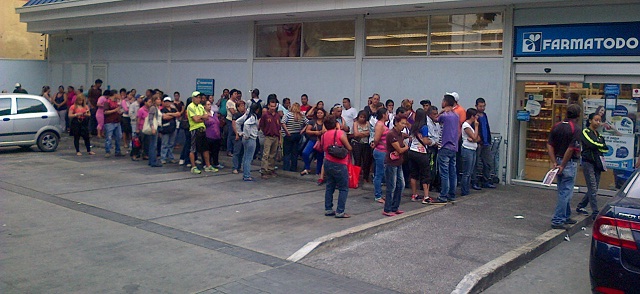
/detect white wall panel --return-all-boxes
[169,61,249,98]
[362,58,505,129]
[106,62,168,92]
[48,34,90,62]
[252,60,356,108]
[514,3,640,26]
[171,23,250,61]
[0,60,48,94]
[93,30,169,61]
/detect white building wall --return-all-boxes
[362,58,505,129]
[0,60,48,95]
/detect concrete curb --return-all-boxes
[451,215,593,294]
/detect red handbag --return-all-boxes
[347,157,361,189]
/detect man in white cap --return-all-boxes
[13,83,27,94]
[446,91,465,131]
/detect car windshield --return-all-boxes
[623,170,640,199]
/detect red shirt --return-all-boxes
[259,110,281,137]
[322,129,348,165]
[300,104,311,115]
[103,99,121,124]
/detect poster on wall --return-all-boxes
[584,98,637,171]
[602,135,635,171]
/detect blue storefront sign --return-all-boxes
[514,22,640,57]
[196,78,215,96]
[516,110,530,122]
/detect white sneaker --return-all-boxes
[196,160,202,165]
[161,160,167,164]
[179,159,185,165]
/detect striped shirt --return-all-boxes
[281,112,308,136]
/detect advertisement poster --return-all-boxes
[584,98,637,171]
[602,135,635,171]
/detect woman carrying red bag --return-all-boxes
[322,115,353,218]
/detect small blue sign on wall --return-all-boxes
[517,110,530,122]
[514,22,640,57]
[196,78,215,96]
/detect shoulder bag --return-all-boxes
[327,130,348,159]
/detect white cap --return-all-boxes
[163,97,173,102]
[15,83,21,88]
[446,92,460,102]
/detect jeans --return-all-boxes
[148,133,160,166]
[180,129,192,161]
[161,130,177,161]
[373,149,386,199]
[324,160,349,214]
[475,144,494,186]
[282,133,301,172]
[384,165,405,213]
[551,159,578,225]
[232,136,244,170]
[226,119,234,153]
[461,147,477,196]
[302,139,324,174]
[261,135,279,174]
[438,148,457,201]
[242,138,257,179]
[104,123,122,154]
[578,161,601,215]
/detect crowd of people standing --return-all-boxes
[36,79,499,218]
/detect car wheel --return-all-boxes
[37,131,59,152]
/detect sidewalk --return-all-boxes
[4,136,607,293]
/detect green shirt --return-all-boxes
[187,103,205,131]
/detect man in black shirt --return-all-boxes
[547,104,582,229]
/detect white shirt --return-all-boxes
[461,121,478,150]
[342,107,358,125]
[426,116,440,148]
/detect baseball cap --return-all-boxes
[420,99,431,106]
[15,83,21,88]
[163,97,172,102]
[445,92,460,102]
[191,91,201,97]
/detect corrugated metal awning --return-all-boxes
[23,0,68,7]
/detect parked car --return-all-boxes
[0,94,62,152]
[590,168,640,294]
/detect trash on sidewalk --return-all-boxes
[581,227,586,230]
[564,234,570,242]
[514,215,524,219]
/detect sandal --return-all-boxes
[335,213,351,218]
[243,177,254,181]
[76,152,82,156]
[300,170,309,176]
[88,151,96,155]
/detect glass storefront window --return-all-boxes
[303,20,355,57]
[256,23,303,57]
[255,21,355,58]
[365,16,429,56]
[430,13,503,56]
[516,81,640,191]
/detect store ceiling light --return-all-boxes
[431,29,503,36]
[367,44,402,48]
[399,42,428,46]
[387,33,428,38]
[430,48,502,53]
[430,40,503,45]
[320,37,355,42]
[366,35,392,40]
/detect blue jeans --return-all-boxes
[242,138,256,179]
[283,133,301,172]
[578,161,601,214]
[180,129,191,161]
[373,149,386,199]
[324,160,349,214]
[552,159,578,225]
[161,130,177,161]
[148,133,160,166]
[226,119,234,152]
[438,148,457,201]
[302,139,323,174]
[232,136,244,170]
[384,165,404,213]
[104,122,122,154]
[460,147,477,195]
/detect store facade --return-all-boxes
[508,2,640,192]
[15,0,640,190]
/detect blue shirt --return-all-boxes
[437,111,459,152]
[478,113,491,146]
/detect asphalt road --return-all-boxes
[483,225,592,293]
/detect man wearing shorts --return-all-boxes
[187,91,214,174]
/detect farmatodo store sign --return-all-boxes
[514,22,640,57]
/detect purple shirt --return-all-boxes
[437,111,459,152]
[204,113,221,140]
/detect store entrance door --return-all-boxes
[513,81,639,192]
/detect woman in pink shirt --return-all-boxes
[321,115,352,218]
[136,97,151,160]
[96,90,109,138]
[370,108,389,203]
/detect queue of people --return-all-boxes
[36,79,501,219]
